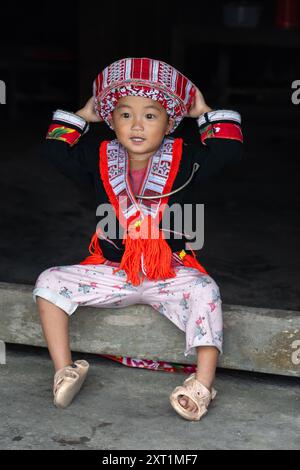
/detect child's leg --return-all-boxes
[32,263,142,373]
[178,345,219,412]
[142,267,223,413]
[196,345,219,389]
[36,297,73,372]
[32,263,147,408]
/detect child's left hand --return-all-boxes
[187,87,212,118]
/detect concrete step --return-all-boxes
[0,281,299,377]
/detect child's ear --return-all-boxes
[165,117,174,135]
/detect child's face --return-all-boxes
[110,95,174,159]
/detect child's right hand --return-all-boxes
[75,96,103,123]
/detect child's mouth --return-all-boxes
[130,137,146,145]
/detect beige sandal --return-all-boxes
[53,359,89,409]
[169,373,217,421]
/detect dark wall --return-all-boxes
[0,0,300,309]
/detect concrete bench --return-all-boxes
[0,281,299,377]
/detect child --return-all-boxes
[33,57,243,421]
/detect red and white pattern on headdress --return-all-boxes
[93,57,197,132]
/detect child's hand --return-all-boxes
[187,87,212,118]
[75,97,103,123]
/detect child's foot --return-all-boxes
[169,374,217,421]
[178,377,211,412]
[178,395,198,412]
[53,359,89,408]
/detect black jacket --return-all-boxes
[41,110,244,262]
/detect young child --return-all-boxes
[33,57,243,421]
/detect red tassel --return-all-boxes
[113,236,144,286]
[113,215,176,286]
[182,254,208,275]
[79,230,106,265]
[142,217,176,281]
[112,211,143,285]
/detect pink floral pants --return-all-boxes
[32,263,223,357]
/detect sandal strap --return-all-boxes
[184,373,217,399]
[170,374,217,420]
[53,366,79,395]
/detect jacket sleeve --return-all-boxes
[40,109,96,187]
[190,109,244,182]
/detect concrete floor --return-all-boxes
[0,343,299,450]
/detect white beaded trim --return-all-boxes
[197,109,241,128]
[52,109,90,134]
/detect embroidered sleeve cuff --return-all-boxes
[197,109,241,127]
[45,109,89,146]
[197,109,243,145]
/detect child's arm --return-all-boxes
[186,88,244,181]
[41,98,101,187]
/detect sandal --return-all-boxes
[53,359,89,409]
[169,372,217,421]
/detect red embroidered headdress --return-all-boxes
[93,57,197,132]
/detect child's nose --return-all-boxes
[131,118,144,130]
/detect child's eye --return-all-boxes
[120,112,156,119]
